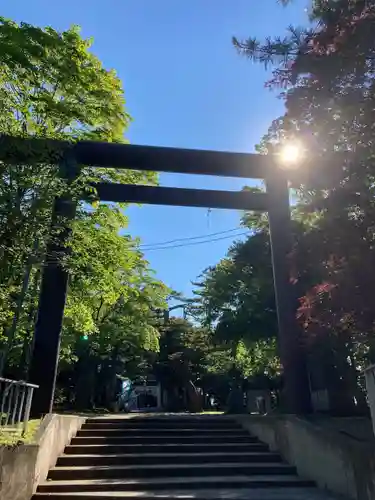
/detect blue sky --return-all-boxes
[3,0,309,303]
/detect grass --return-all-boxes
[0,419,41,446]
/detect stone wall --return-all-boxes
[236,414,375,500]
[0,443,39,500]
[0,414,86,500]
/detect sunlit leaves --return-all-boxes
[193,230,279,381]
[0,17,164,382]
[63,204,169,361]
[234,0,375,380]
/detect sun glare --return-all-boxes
[279,142,304,168]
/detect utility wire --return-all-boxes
[139,231,250,252]
[139,227,245,249]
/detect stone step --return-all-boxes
[77,428,249,436]
[86,416,232,424]
[33,486,334,499]
[34,416,334,500]
[48,463,296,481]
[83,422,241,430]
[70,435,258,445]
[37,475,316,494]
[57,451,282,466]
[84,418,240,429]
[65,442,269,455]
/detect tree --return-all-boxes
[0,17,168,411]
[193,227,281,388]
[232,0,375,413]
[153,317,212,412]
[58,205,169,409]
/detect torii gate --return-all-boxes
[1,135,339,416]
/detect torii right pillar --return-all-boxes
[266,171,312,414]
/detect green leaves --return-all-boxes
[0,16,166,395]
[193,229,280,383]
[63,203,169,363]
[231,0,375,410]
[0,18,130,141]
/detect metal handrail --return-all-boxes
[0,377,39,435]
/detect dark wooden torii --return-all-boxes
[1,135,339,416]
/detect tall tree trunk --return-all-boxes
[0,239,39,376]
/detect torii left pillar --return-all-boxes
[29,155,78,416]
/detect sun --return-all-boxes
[279,142,304,168]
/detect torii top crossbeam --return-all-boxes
[0,134,343,185]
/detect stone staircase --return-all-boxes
[33,415,334,499]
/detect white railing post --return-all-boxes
[23,386,35,435]
[17,385,26,429]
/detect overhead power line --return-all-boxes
[139,231,250,252]
[139,227,245,249]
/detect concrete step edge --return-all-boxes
[39,475,315,487]
[50,463,294,472]
[86,417,232,422]
[78,430,249,433]
[73,438,252,442]
[33,487,325,499]
[59,452,278,458]
[66,445,264,448]
[64,444,269,454]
